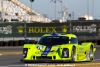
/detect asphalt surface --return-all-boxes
[0,46,100,67]
[0,47,22,52]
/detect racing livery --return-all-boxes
[20,33,96,62]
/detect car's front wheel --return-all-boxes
[89,46,94,61]
[71,47,76,62]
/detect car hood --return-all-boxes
[36,44,72,52]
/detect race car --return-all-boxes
[20,33,96,62]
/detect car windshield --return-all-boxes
[37,36,69,45]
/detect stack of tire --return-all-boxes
[0,40,37,46]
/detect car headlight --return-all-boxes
[62,48,69,58]
[24,51,26,53]
[23,48,28,58]
[23,54,25,57]
[37,46,43,50]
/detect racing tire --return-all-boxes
[89,46,94,61]
[71,47,76,62]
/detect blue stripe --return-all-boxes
[41,46,52,56]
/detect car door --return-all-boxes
[70,37,87,60]
[76,45,87,60]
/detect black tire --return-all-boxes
[89,46,94,61]
[71,47,76,62]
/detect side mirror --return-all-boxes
[93,48,96,52]
[69,39,73,42]
[69,39,73,44]
[69,41,71,44]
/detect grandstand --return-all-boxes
[0,0,51,22]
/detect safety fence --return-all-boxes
[0,22,100,46]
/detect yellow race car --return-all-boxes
[20,33,96,62]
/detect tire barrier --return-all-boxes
[0,41,3,46]
[8,41,13,46]
[0,40,37,46]
[97,40,100,45]
[29,40,37,44]
[18,40,25,46]
[0,40,100,46]
[3,41,9,46]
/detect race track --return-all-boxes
[0,46,100,67]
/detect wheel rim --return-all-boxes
[89,48,93,60]
[72,50,76,61]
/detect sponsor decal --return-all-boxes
[17,25,68,34]
[0,25,12,34]
[73,24,97,33]
[17,26,24,34]
[41,46,52,56]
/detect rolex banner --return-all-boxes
[26,23,69,37]
[0,23,24,37]
[0,22,99,37]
